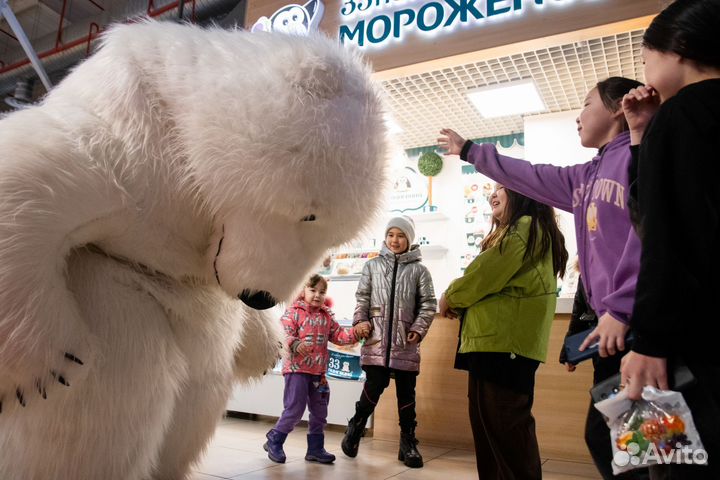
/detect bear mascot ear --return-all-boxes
[304,0,325,31]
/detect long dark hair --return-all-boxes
[481,187,568,278]
[643,0,720,69]
[596,77,643,130]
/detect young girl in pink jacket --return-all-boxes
[263,274,368,464]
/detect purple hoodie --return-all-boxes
[461,131,639,323]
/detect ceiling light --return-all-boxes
[466,79,546,118]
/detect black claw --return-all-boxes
[0,400,2,414]
[64,353,84,365]
[16,389,25,407]
[51,371,70,387]
[35,379,47,399]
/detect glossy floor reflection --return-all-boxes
[191,417,602,479]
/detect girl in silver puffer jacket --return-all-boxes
[341,215,436,468]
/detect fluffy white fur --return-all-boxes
[0,20,387,479]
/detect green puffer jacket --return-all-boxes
[444,216,557,362]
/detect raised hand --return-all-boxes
[621,86,661,144]
[437,128,467,156]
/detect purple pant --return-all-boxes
[274,373,330,435]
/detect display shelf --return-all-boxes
[327,274,362,282]
[408,211,448,222]
[419,245,448,257]
[330,248,379,255]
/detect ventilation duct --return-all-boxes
[0,0,244,100]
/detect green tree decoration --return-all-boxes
[418,151,443,210]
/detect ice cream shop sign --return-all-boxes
[339,0,597,48]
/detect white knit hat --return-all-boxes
[385,215,415,245]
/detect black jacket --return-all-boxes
[628,79,720,361]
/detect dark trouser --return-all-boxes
[468,373,541,480]
[356,365,418,432]
[646,361,720,480]
[274,373,329,435]
[587,353,649,480]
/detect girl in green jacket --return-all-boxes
[439,183,567,480]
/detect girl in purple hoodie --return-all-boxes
[439,77,646,480]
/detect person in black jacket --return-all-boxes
[621,1,720,478]
[561,276,649,480]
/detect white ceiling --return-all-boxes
[383,29,646,149]
[2,1,647,140]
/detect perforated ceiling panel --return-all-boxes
[383,29,646,149]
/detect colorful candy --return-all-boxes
[616,411,689,459]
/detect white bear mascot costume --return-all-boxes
[0,20,387,479]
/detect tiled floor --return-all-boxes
[191,417,602,479]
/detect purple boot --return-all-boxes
[305,433,335,464]
[263,429,287,463]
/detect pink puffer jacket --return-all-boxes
[281,299,357,375]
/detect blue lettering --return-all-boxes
[488,0,511,16]
[417,2,444,32]
[444,0,484,26]
[358,0,373,12]
[339,0,569,48]
[341,0,357,16]
[367,15,392,44]
[394,9,416,39]
[339,21,365,46]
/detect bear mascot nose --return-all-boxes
[238,290,277,310]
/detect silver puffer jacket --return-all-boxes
[353,244,437,372]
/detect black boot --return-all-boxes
[341,412,368,458]
[399,430,423,468]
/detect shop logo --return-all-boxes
[613,442,708,468]
[389,166,428,213]
[252,0,325,35]
[339,0,594,49]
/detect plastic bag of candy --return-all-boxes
[594,386,707,475]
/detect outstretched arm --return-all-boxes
[439,128,587,212]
